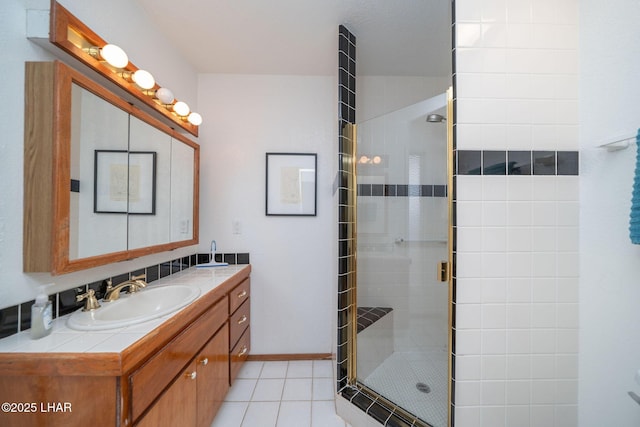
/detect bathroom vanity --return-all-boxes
[0,265,250,427]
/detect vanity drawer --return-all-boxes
[230,328,250,383]
[130,296,228,422]
[229,278,250,315]
[229,298,250,349]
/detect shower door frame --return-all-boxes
[337,87,454,427]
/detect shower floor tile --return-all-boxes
[361,350,448,427]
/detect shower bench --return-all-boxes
[356,306,394,379]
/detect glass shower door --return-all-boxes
[355,92,450,426]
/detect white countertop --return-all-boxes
[0,264,250,354]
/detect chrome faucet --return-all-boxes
[103,274,148,302]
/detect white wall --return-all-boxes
[197,74,337,355]
[0,0,198,309]
[454,1,580,426]
[579,1,640,425]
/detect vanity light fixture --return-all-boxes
[173,101,190,117]
[155,87,174,105]
[188,112,203,126]
[131,69,155,90]
[86,43,129,69]
[47,1,200,136]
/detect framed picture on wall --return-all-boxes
[94,150,157,215]
[266,152,317,216]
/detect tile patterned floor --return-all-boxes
[211,360,350,427]
[362,350,448,427]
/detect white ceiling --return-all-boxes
[135,0,451,77]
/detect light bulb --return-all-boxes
[173,101,190,116]
[100,44,128,68]
[188,112,203,126]
[359,155,369,164]
[373,156,382,164]
[132,70,155,90]
[155,87,174,104]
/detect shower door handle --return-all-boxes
[437,261,451,282]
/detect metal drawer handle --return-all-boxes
[237,315,247,325]
[185,371,197,380]
[200,357,209,366]
[237,290,247,298]
[237,346,248,357]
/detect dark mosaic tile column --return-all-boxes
[337,24,357,392]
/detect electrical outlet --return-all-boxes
[232,220,241,235]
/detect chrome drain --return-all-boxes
[416,382,431,394]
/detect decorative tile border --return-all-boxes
[0,252,250,339]
[456,150,579,176]
[358,184,447,197]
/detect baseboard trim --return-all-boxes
[247,353,333,361]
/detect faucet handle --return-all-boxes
[77,289,101,311]
[130,274,147,293]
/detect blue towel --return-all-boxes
[630,129,640,243]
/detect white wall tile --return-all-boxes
[506,354,531,379]
[457,23,484,47]
[507,253,532,277]
[482,330,507,354]
[456,380,482,406]
[530,329,556,353]
[482,278,507,303]
[556,278,578,303]
[531,354,555,379]
[506,278,532,303]
[506,406,531,427]
[530,405,554,426]
[480,406,506,427]
[506,380,531,405]
[454,406,481,427]
[457,303,483,329]
[457,329,483,354]
[507,330,531,354]
[482,355,507,379]
[457,278,483,304]
[481,381,506,405]
[506,303,530,329]
[483,202,508,226]
[506,0,532,23]
[482,304,506,328]
[483,227,508,252]
[456,355,482,380]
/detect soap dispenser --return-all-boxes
[30,285,53,339]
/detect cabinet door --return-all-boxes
[136,361,197,427]
[197,323,230,427]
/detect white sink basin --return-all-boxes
[67,285,201,331]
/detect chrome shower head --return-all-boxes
[426,113,446,123]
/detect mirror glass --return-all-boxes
[128,115,172,250]
[69,83,128,260]
[67,82,196,260]
[170,138,195,242]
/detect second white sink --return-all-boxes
[67,285,201,331]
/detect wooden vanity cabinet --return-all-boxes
[131,297,229,426]
[229,279,251,384]
[135,324,229,427]
[0,267,251,427]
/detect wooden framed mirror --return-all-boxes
[24,60,199,275]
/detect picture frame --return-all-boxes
[266,152,317,216]
[94,150,157,215]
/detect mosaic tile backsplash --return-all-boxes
[0,252,250,339]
